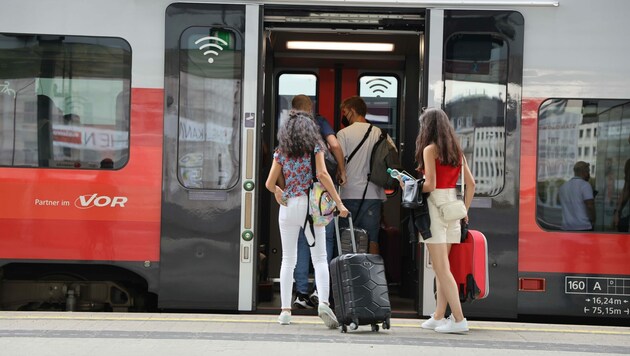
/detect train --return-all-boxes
[0,0,628,321]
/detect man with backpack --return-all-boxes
[337,96,400,254]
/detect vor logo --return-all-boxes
[194,36,228,64]
[75,194,128,209]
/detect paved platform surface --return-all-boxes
[0,312,628,355]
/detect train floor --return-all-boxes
[257,284,418,318]
[0,311,628,356]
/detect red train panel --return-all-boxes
[0,88,164,262]
[519,98,630,275]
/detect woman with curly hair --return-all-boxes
[415,108,475,333]
[265,110,349,327]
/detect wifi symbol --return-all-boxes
[194,36,229,64]
[366,78,392,96]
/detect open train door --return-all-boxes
[420,8,523,319]
[161,3,262,311]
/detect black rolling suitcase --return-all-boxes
[330,215,391,333]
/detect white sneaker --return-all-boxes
[278,311,291,325]
[434,316,469,333]
[317,303,339,329]
[421,314,448,330]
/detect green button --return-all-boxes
[242,230,254,241]
[243,181,255,191]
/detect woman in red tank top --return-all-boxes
[415,108,476,333]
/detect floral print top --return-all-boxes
[273,145,322,201]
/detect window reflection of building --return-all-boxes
[0,34,131,170]
[443,32,508,197]
[474,127,504,196]
[536,99,630,232]
[447,95,505,196]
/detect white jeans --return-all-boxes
[278,195,330,309]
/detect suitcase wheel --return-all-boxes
[350,322,358,331]
[382,318,390,330]
[371,324,379,332]
[341,324,348,333]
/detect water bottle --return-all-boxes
[387,168,412,182]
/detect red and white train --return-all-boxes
[0,0,628,321]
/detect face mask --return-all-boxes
[341,116,350,127]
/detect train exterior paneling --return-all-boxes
[420,9,524,319]
[515,0,630,319]
[0,0,628,321]
[518,272,630,318]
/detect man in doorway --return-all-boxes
[336,96,386,254]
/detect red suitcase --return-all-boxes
[449,229,489,302]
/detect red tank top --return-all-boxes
[435,158,461,189]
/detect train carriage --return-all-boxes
[0,0,628,321]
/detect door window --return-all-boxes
[277,73,317,129]
[177,27,242,189]
[443,33,509,196]
[359,74,399,142]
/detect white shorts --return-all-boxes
[420,188,462,244]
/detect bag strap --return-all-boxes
[460,156,465,199]
[346,124,373,164]
[352,126,379,222]
[310,150,318,182]
[302,150,318,248]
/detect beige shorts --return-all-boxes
[420,188,462,244]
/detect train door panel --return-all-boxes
[421,9,524,318]
[161,3,260,310]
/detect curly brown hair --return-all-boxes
[277,111,323,158]
[414,108,463,171]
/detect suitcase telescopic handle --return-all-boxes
[334,212,357,255]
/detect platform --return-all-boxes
[0,312,628,355]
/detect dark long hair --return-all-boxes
[277,110,323,158]
[414,108,463,171]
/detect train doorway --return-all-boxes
[256,7,426,316]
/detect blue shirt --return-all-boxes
[315,114,335,139]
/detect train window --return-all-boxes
[536,99,630,233]
[277,73,317,128]
[177,27,241,189]
[359,75,399,142]
[443,33,508,197]
[0,34,131,169]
